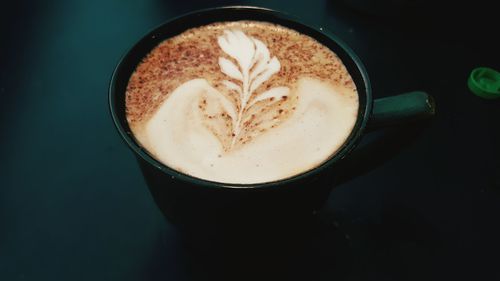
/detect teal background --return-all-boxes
[1,1,499,280]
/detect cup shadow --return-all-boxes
[180,212,354,281]
[336,120,433,185]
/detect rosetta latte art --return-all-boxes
[216,30,290,149]
[126,21,359,184]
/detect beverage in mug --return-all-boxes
[125,21,359,184]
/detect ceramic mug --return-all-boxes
[109,6,435,236]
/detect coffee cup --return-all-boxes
[109,6,435,237]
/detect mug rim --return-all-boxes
[109,6,372,190]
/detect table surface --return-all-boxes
[1,1,499,280]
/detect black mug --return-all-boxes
[109,6,435,240]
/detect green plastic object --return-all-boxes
[468,67,500,99]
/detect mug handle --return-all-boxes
[368,91,435,130]
[336,91,435,185]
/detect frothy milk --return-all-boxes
[126,21,359,184]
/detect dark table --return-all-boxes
[1,1,499,280]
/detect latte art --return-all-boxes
[216,29,289,149]
[126,21,359,184]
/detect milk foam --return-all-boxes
[126,22,359,184]
[137,77,358,184]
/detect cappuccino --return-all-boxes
[126,21,359,184]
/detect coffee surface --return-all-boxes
[126,21,359,184]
